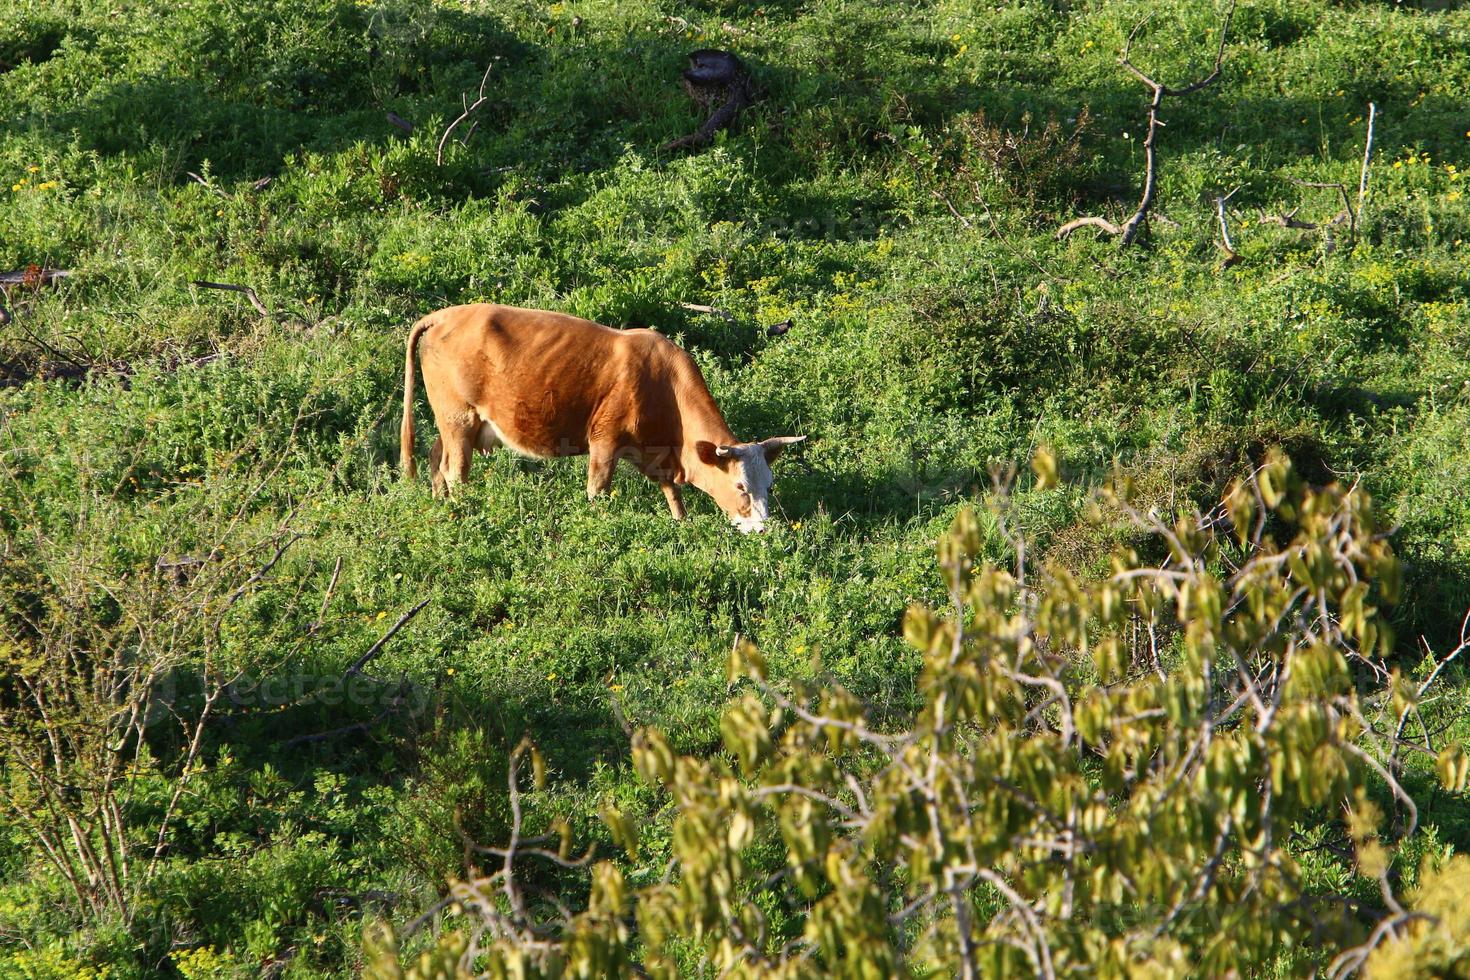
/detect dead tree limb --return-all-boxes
[1257,208,1319,231]
[662,50,756,153]
[309,556,344,635]
[1058,0,1236,246]
[1358,102,1377,215]
[344,598,430,679]
[192,280,272,319]
[0,267,72,327]
[386,111,414,135]
[437,63,494,166]
[1358,103,1377,203]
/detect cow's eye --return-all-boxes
[736,482,747,493]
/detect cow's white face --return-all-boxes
[695,437,805,532]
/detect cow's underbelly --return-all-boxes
[477,409,588,459]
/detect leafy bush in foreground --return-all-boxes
[368,453,1469,978]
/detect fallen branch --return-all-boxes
[185,171,228,199]
[192,280,272,319]
[1056,216,1122,238]
[1259,179,1356,254]
[681,302,794,338]
[679,302,737,323]
[437,63,493,166]
[879,131,972,228]
[344,598,430,679]
[1259,106,1373,248]
[1059,0,1236,246]
[1257,208,1321,231]
[224,533,304,608]
[282,679,412,748]
[386,111,414,135]
[0,267,72,287]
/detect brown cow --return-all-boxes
[400,304,804,532]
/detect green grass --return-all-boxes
[3,0,1470,975]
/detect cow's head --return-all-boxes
[694,436,806,533]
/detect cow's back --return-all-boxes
[418,304,678,458]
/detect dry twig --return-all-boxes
[344,598,431,678]
[192,280,273,319]
[1259,107,1375,250]
[1215,186,1242,265]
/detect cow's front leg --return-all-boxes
[586,446,616,500]
[661,482,686,520]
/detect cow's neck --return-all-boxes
[674,377,739,485]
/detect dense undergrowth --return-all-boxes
[2,0,1469,976]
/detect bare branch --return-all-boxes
[437,62,494,166]
[1215,186,1242,265]
[1358,102,1377,206]
[185,171,229,199]
[1057,215,1122,238]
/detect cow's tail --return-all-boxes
[401,316,434,480]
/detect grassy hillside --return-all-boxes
[2,0,1469,975]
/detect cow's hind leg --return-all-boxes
[436,419,477,497]
[429,436,447,497]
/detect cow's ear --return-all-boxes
[760,435,806,463]
[696,441,723,466]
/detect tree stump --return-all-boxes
[662,49,756,153]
